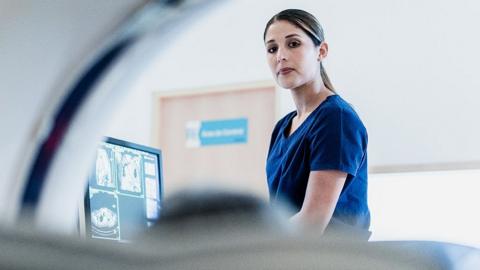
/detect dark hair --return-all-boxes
[264,9,335,92]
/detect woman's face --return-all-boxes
[265,20,325,90]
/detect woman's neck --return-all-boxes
[290,80,333,118]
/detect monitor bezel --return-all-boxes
[82,136,163,242]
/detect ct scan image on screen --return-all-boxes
[84,138,162,242]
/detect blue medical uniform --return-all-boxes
[266,95,370,230]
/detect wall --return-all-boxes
[369,169,480,248]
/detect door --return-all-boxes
[154,83,276,199]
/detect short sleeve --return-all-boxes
[309,107,367,176]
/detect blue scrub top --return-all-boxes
[266,95,370,230]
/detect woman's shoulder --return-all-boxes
[317,95,366,129]
[321,95,353,112]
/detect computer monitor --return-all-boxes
[83,137,163,242]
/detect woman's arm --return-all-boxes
[290,170,347,234]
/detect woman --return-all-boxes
[264,9,370,234]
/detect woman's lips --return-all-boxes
[278,68,294,75]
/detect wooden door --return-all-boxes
[154,84,276,199]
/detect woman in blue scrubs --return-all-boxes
[264,9,370,234]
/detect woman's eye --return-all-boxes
[267,46,278,53]
[288,41,300,48]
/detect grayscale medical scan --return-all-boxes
[1,0,480,269]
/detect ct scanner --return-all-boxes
[1,0,222,232]
[1,0,479,269]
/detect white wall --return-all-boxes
[369,170,480,248]
[106,0,480,170]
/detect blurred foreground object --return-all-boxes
[1,189,479,269]
[0,0,222,234]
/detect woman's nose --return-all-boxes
[276,47,287,63]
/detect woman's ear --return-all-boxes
[318,42,329,61]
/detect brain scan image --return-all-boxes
[118,154,142,193]
[91,207,117,228]
[95,148,114,188]
[89,190,119,240]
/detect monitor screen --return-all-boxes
[84,137,163,242]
